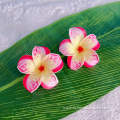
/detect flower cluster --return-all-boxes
[17,27,100,93]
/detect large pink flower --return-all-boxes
[17,46,63,93]
[59,27,100,70]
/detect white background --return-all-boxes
[0,0,120,120]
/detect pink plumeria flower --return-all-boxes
[17,46,63,93]
[59,27,100,70]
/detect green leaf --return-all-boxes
[0,1,120,120]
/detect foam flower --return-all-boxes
[17,46,63,93]
[59,27,100,70]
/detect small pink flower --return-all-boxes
[17,46,63,93]
[59,27,100,70]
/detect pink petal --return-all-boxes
[59,39,77,56]
[23,73,42,93]
[67,53,84,70]
[17,55,38,74]
[42,53,63,73]
[69,27,87,48]
[80,34,100,51]
[32,46,50,67]
[41,69,58,89]
[83,48,99,67]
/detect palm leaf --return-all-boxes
[0,2,120,120]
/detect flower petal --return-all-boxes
[83,48,99,67]
[42,53,63,73]
[59,39,77,56]
[41,69,58,89]
[69,27,87,48]
[17,55,37,74]
[67,53,84,70]
[32,46,50,67]
[80,34,100,51]
[23,73,42,93]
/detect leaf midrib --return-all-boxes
[97,26,120,39]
